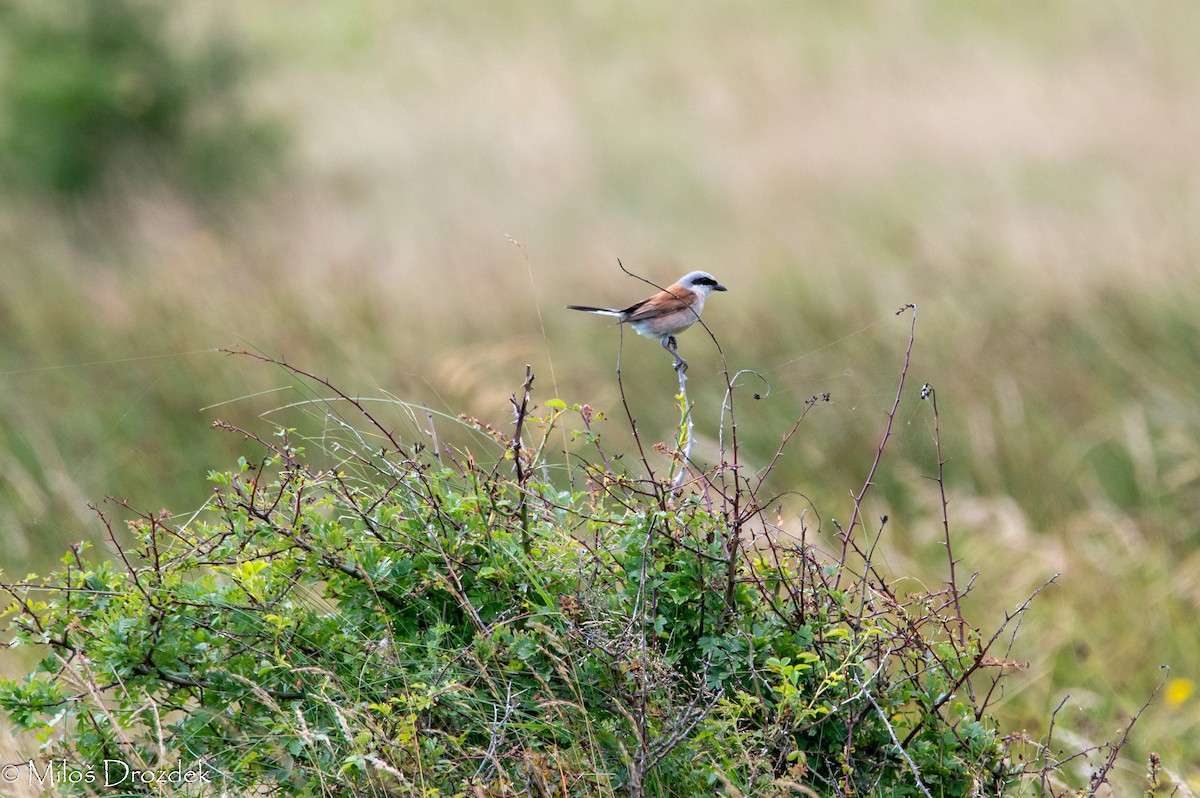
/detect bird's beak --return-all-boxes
[714,283,727,292]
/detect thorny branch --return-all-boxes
[836,304,917,585]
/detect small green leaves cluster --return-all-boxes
[0,398,1024,796]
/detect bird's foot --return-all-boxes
[661,335,688,372]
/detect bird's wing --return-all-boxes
[620,288,693,323]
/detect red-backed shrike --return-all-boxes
[567,270,727,372]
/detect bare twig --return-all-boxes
[645,687,726,770]
[858,676,935,798]
[836,304,917,585]
[753,391,830,493]
[510,364,535,553]
[612,302,662,505]
[1040,694,1070,794]
[222,348,404,453]
[901,573,1059,748]
[425,409,443,467]
[921,383,967,646]
[1088,669,1168,795]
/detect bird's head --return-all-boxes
[677,271,727,297]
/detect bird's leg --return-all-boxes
[661,335,687,373]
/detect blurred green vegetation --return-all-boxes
[0,0,1198,791]
[0,0,282,195]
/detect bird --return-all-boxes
[567,270,727,372]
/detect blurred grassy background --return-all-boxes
[2,0,1199,789]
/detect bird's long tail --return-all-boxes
[565,305,623,317]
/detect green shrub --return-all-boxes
[0,354,1143,795]
[0,0,281,196]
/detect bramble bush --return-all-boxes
[0,337,1155,796]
